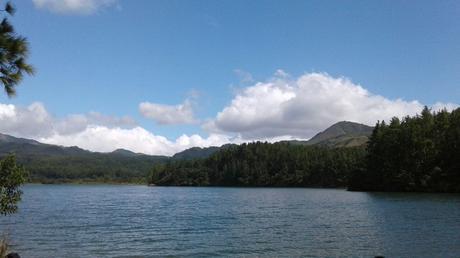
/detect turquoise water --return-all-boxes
[1,184,460,257]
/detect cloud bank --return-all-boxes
[0,102,229,156]
[205,72,458,139]
[41,126,232,156]
[139,99,197,125]
[32,0,118,15]
[1,71,457,155]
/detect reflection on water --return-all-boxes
[1,184,460,257]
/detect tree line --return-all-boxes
[350,107,460,192]
[150,142,366,187]
[21,154,166,184]
[149,107,460,192]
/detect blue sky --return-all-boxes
[0,0,458,155]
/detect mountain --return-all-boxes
[0,133,41,145]
[173,122,374,160]
[111,148,144,157]
[173,146,221,160]
[0,121,373,182]
[172,144,236,160]
[306,121,374,147]
[282,121,374,147]
[0,133,168,183]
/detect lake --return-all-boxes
[1,184,460,257]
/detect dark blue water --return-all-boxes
[1,185,460,257]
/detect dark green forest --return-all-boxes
[149,107,460,192]
[0,134,169,183]
[2,107,458,191]
[150,143,366,187]
[22,154,166,184]
[349,107,460,192]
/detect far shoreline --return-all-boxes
[22,183,460,194]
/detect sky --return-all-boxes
[0,0,459,156]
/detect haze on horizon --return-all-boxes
[0,0,458,156]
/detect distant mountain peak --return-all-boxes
[0,133,42,145]
[172,144,236,160]
[307,121,374,146]
[111,148,140,156]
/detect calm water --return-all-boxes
[1,185,460,257]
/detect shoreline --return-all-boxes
[22,183,460,194]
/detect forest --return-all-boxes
[149,107,460,192]
[150,143,366,187]
[349,107,460,192]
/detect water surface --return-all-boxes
[1,184,460,257]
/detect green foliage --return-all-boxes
[149,107,460,193]
[0,134,168,183]
[14,153,167,184]
[349,107,460,192]
[0,154,26,215]
[0,1,34,97]
[306,121,373,146]
[149,142,366,187]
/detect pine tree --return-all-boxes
[0,2,33,216]
[0,1,34,97]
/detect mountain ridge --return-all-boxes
[0,121,373,159]
[0,121,374,182]
[0,133,168,183]
[172,121,374,159]
[306,121,374,146]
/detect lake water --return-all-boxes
[1,185,460,257]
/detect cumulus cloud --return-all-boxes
[32,0,118,15]
[0,102,135,138]
[40,126,232,156]
[2,72,457,155]
[205,72,458,140]
[139,99,197,125]
[0,102,55,138]
[0,102,230,156]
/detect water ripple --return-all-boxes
[1,185,460,257]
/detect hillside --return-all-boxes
[307,121,373,146]
[173,121,374,160]
[172,144,236,160]
[150,141,367,187]
[0,121,374,182]
[285,121,373,147]
[0,133,168,183]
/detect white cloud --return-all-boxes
[40,126,232,156]
[431,102,459,112]
[206,72,458,140]
[0,102,231,156]
[139,99,197,125]
[0,102,135,138]
[0,102,54,138]
[32,0,118,15]
[1,72,457,156]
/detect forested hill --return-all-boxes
[306,121,373,147]
[172,144,236,160]
[286,121,374,147]
[150,107,460,192]
[0,120,374,183]
[172,121,373,160]
[0,133,168,183]
[349,107,460,192]
[172,146,222,160]
[150,142,367,187]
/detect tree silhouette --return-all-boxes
[0,2,32,215]
[0,1,34,97]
